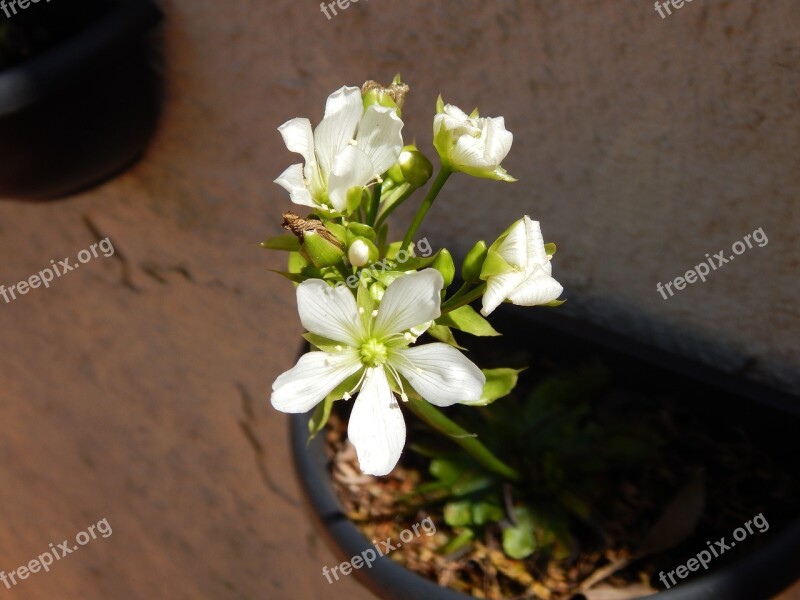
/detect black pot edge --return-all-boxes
[288,304,800,599]
[0,0,164,115]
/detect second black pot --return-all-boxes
[0,0,163,200]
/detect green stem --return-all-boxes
[374,184,414,231]
[405,398,521,482]
[400,168,452,252]
[365,183,381,227]
[441,283,486,314]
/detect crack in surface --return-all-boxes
[81,213,139,292]
[236,382,299,507]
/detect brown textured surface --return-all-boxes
[0,1,797,599]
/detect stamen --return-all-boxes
[371,309,379,317]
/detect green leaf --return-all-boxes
[472,501,505,525]
[261,235,300,251]
[438,305,500,337]
[475,368,523,406]
[427,325,465,349]
[441,528,475,555]
[502,506,537,559]
[444,501,473,527]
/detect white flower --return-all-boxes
[480,216,563,316]
[275,86,404,215]
[271,269,485,476]
[433,101,515,182]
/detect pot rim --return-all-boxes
[0,0,163,116]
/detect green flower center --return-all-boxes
[360,338,388,366]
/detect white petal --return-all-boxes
[327,145,374,212]
[495,218,528,268]
[373,269,443,338]
[450,133,491,169]
[274,163,317,208]
[297,279,362,345]
[506,268,563,306]
[348,367,405,476]
[313,86,363,178]
[271,350,361,413]
[277,118,315,166]
[481,271,525,316]
[355,105,404,176]
[483,117,513,165]
[522,216,549,266]
[391,344,485,407]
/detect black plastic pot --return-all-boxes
[289,307,800,600]
[0,0,163,200]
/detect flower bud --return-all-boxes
[433,96,515,182]
[361,76,409,116]
[462,240,488,282]
[348,237,379,267]
[396,145,433,188]
[432,249,455,287]
[282,212,345,268]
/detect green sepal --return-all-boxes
[346,222,377,243]
[345,187,365,215]
[356,282,376,331]
[544,242,557,256]
[438,305,500,337]
[260,235,300,251]
[462,240,488,282]
[543,299,566,307]
[479,249,515,279]
[303,333,347,353]
[427,325,465,349]
[288,251,310,274]
[308,395,334,442]
[475,368,524,406]
[269,270,308,284]
[435,94,445,114]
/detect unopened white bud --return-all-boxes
[348,239,371,267]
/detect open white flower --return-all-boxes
[480,216,563,316]
[271,269,485,476]
[275,86,404,215]
[433,101,515,182]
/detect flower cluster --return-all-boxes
[265,77,563,476]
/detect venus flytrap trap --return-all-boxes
[264,77,565,557]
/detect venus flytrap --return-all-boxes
[266,77,564,491]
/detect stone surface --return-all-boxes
[0,0,797,599]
